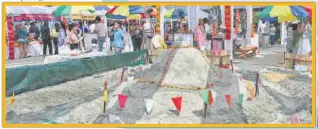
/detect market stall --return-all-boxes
[6,14,61,60]
[258,6,311,71]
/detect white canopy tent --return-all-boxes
[6,6,56,15]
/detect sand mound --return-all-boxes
[140,47,210,89]
[162,48,210,89]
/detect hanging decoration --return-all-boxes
[224,6,231,40]
[235,9,240,35]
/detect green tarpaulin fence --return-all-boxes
[6,50,147,96]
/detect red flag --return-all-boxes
[118,94,128,109]
[62,17,68,30]
[171,96,182,112]
[208,90,213,105]
[290,114,301,124]
[225,94,231,109]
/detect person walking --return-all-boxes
[195,24,204,50]
[130,22,138,51]
[270,23,276,46]
[29,22,40,40]
[41,21,52,57]
[134,26,143,51]
[16,24,29,58]
[58,22,66,47]
[258,21,266,47]
[142,19,154,50]
[112,22,125,55]
[286,23,294,53]
[94,16,106,52]
[51,23,59,54]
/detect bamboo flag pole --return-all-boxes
[204,103,207,118]
[255,73,259,96]
[120,67,124,84]
[103,81,108,113]
[230,60,234,73]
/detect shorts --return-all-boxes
[17,39,28,44]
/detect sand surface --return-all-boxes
[6,48,312,124]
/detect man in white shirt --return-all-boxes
[258,20,266,47]
[89,21,96,33]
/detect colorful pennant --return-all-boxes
[8,91,15,105]
[200,89,209,104]
[171,96,182,112]
[144,99,155,114]
[225,94,231,109]
[249,87,256,101]
[208,90,213,105]
[118,94,128,109]
[103,90,108,102]
[238,94,244,105]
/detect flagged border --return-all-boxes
[6,50,147,96]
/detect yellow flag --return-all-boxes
[247,81,252,90]
[249,87,256,101]
[8,92,15,105]
[103,90,108,102]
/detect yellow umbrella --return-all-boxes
[164,9,174,18]
[269,6,297,22]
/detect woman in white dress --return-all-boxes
[297,21,311,55]
[203,18,212,50]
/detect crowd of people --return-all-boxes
[285,20,312,56]
[14,16,169,59]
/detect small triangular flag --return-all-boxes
[211,90,217,101]
[238,94,244,105]
[144,99,155,114]
[249,87,256,101]
[208,90,213,105]
[200,89,209,104]
[225,94,231,109]
[118,94,128,109]
[103,90,108,102]
[108,114,123,124]
[247,81,252,90]
[171,96,182,112]
[8,92,15,105]
[290,114,301,124]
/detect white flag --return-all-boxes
[144,99,155,114]
[211,89,217,105]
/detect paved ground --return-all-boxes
[234,45,285,68]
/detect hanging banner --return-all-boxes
[235,9,240,35]
[72,14,96,20]
[224,6,231,40]
[14,14,60,21]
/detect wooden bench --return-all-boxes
[237,45,258,60]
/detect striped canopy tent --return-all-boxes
[106,6,147,19]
